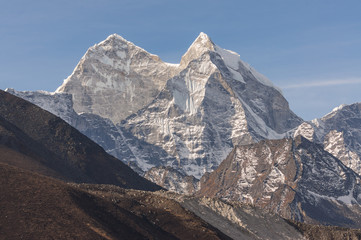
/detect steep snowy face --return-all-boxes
[5,88,77,126]
[123,53,232,178]
[293,102,361,175]
[182,33,301,135]
[5,89,122,157]
[198,136,361,228]
[56,34,179,124]
[293,122,315,141]
[122,33,302,178]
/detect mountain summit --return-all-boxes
[13,33,297,178]
[180,32,215,68]
[56,33,179,123]
[9,33,303,178]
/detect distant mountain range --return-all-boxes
[3,32,361,235]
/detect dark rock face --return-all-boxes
[0,90,161,191]
[198,136,361,228]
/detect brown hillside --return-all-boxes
[0,163,229,240]
[0,90,160,191]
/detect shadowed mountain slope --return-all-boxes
[0,90,160,191]
[0,163,230,240]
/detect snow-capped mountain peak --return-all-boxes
[99,33,130,46]
[180,32,215,68]
[323,103,348,120]
[180,32,282,93]
[119,33,302,177]
[55,33,179,124]
[10,33,303,180]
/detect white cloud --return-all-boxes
[281,78,361,89]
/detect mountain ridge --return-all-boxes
[7,32,303,179]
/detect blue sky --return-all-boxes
[1,0,360,120]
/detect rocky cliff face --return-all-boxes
[293,103,361,176]
[7,32,302,180]
[198,136,361,228]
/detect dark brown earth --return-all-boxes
[73,184,231,240]
[0,90,160,191]
[0,163,230,240]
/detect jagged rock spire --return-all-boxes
[180,32,215,68]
